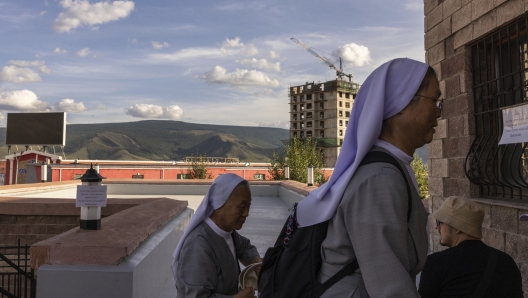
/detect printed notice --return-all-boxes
[499,105,528,145]
[76,185,107,207]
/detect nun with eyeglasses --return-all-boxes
[172,174,261,298]
[296,58,442,297]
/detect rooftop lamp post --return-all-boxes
[284,165,290,180]
[307,164,314,187]
[79,164,104,230]
[40,162,47,183]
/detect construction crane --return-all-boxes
[290,37,353,82]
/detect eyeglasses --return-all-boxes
[415,95,443,111]
[435,219,443,227]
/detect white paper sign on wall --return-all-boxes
[499,104,528,145]
[76,185,107,207]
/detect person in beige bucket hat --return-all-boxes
[419,196,523,298]
[432,195,484,244]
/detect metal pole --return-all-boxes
[307,164,314,186]
[284,165,290,180]
[41,163,47,183]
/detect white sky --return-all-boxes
[0,0,425,128]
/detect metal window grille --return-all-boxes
[465,15,528,201]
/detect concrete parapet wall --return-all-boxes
[0,197,148,246]
[35,208,193,298]
[30,198,188,270]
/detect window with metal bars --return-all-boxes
[465,15,528,201]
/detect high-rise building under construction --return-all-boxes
[289,79,360,167]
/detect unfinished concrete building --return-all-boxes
[289,79,360,167]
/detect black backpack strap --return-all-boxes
[322,151,414,291]
[359,151,413,222]
[471,248,498,298]
[322,259,359,290]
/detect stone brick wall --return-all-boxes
[0,215,79,246]
[425,0,528,296]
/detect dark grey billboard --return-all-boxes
[6,112,66,146]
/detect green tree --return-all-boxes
[186,153,212,179]
[269,137,325,184]
[411,153,428,200]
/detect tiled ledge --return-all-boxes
[278,179,317,196]
[30,198,187,270]
[0,197,155,216]
[0,180,80,195]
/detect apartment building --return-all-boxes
[289,79,360,167]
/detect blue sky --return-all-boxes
[0,0,425,128]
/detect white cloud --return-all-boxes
[220,37,258,56]
[128,38,138,44]
[8,60,45,68]
[269,50,280,59]
[125,104,183,120]
[239,43,259,56]
[147,47,223,62]
[146,37,260,64]
[0,60,52,83]
[0,66,42,83]
[54,98,86,113]
[258,120,289,129]
[252,88,274,97]
[53,47,67,54]
[40,10,47,16]
[53,0,135,33]
[94,104,107,110]
[221,37,244,53]
[203,66,280,88]
[331,43,372,67]
[163,105,184,119]
[38,65,52,74]
[151,41,169,50]
[239,58,280,72]
[76,47,90,57]
[0,90,49,111]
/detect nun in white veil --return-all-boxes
[300,58,441,297]
[172,173,261,298]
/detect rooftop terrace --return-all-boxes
[0,179,312,298]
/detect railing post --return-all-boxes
[307,164,314,186]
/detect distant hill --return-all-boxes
[0,120,429,164]
[0,120,289,162]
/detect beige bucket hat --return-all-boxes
[432,196,484,238]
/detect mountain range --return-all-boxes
[0,120,288,162]
[0,120,428,163]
